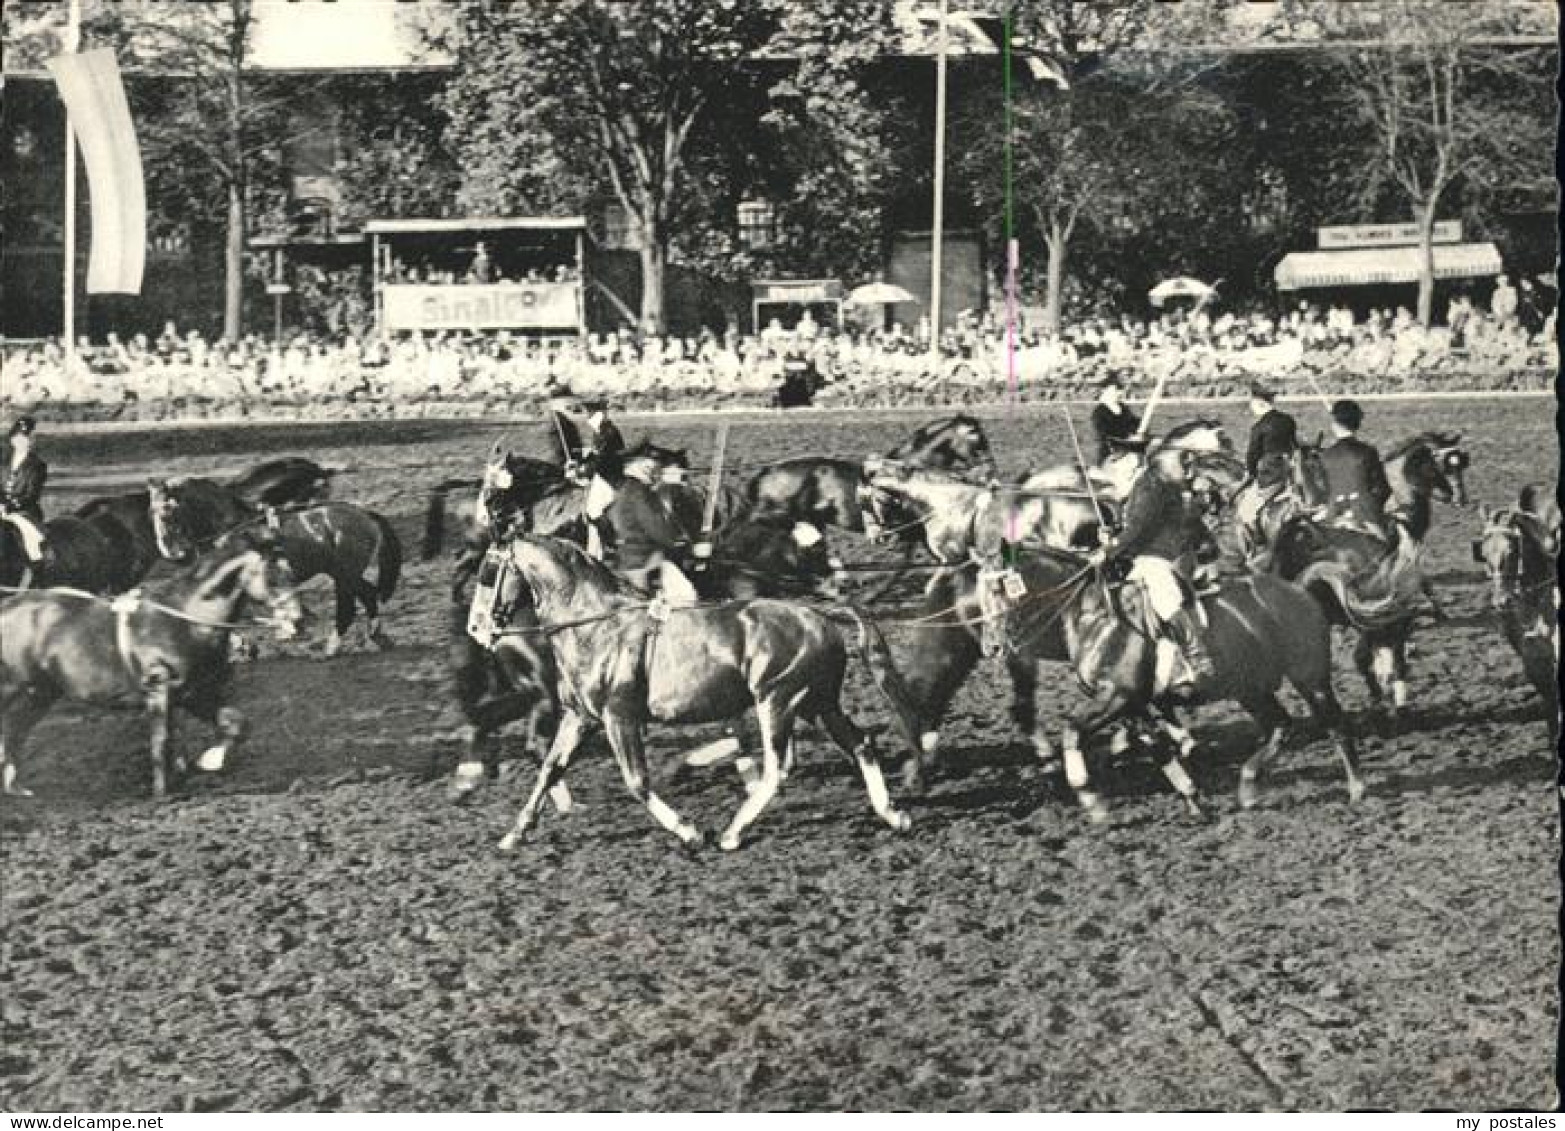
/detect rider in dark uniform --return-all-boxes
[1234,382,1300,559]
[2,416,47,523]
[1320,399,1392,538]
[579,400,626,486]
[1244,383,1299,481]
[775,349,817,408]
[1090,374,1142,464]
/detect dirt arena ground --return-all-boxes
[1,396,1558,1111]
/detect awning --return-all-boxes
[1275,242,1503,291]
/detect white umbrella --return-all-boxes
[846,281,917,306]
[1148,276,1217,307]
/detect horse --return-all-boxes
[1386,431,1470,514]
[0,478,244,595]
[1269,436,1458,722]
[225,456,337,509]
[0,530,303,798]
[1473,499,1559,747]
[896,554,1204,809]
[444,546,567,807]
[421,443,565,563]
[882,413,997,477]
[744,414,998,534]
[1054,562,1365,820]
[492,535,925,852]
[154,482,402,657]
[859,463,1003,567]
[1005,419,1238,553]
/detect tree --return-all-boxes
[1299,0,1554,325]
[5,0,311,341]
[436,1,781,336]
[951,1,1230,333]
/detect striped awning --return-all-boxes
[1275,242,1503,291]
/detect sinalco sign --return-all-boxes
[382,282,580,330]
[1317,221,1463,250]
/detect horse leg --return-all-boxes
[1237,693,1290,811]
[325,579,355,658]
[601,710,704,849]
[1388,632,1411,717]
[817,705,913,833]
[1352,632,1385,713]
[1060,688,1136,824]
[1298,684,1366,805]
[180,695,247,777]
[1147,702,1204,820]
[357,579,390,650]
[498,709,585,850]
[1007,655,1054,764]
[1,690,57,798]
[717,698,795,850]
[144,673,175,799]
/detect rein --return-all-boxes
[0,582,298,633]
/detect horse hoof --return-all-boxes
[1237,783,1259,811]
[899,762,927,797]
[1078,793,1109,825]
[497,830,523,852]
[1348,780,1368,805]
[683,829,712,855]
[889,809,913,833]
[1184,797,1209,823]
[718,831,743,852]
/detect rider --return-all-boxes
[2,415,48,580]
[577,399,626,557]
[1090,374,1142,465]
[1320,399,1392,540]
[1232,382,1299,560]
[1088,440,1218,692]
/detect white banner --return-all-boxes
[381,283,580,331]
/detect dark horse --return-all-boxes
[1270,433,1461,722]
[0,530,302,798]
[226,456,337,509]
[1474,494,1559,748]
[745,414,997,535]
[493,535,924,851]
[0,478,247,595]
[154,481,402,656]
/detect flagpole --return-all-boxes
[63,0,81,367]
[927,0,948,370]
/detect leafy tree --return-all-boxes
[1291,0,1555,325]
[951,0,1231,332]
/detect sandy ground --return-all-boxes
[1,397,1558,1111]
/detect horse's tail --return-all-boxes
[370,511,403,601]
[423,477,480,560]
[1297,544,1423,632]
[830,604,925,759]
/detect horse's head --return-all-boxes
[1401,442,1457,506]
[476,445,525,534]
[787,521,841,598]
[1149,422,1243,495]
[859,462,928,544]
[624,439,690,486]
[885,414,996,475]
[1473,505,1524,610]
[193,530,303,641]
[148,478,198,563]
[1430,434,1471,507]
[1292,436,1330,509]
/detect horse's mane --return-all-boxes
[625,438,689,467]
[522,535,643,598]
[1149,419,1224,454]
[889,413,987,453]
[876,464,988,490]
[1385,431,1461,461]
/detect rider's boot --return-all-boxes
[1164,604,1216,691]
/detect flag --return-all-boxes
[46,47,146,295]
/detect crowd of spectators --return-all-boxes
[2,288,1555,422]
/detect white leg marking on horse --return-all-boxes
[647,794,701,844]
[2,762,32,797]
[547,781,574,814]
[1162,759,1196,797]
[1063,744,1090,790]
[195,744,228,772]
[683,735,743,769]
[1391,679,1409,710]
[857,750,911,832]
[920,730,940,756]
[325,629,343,658]
[1108,727,1131,755]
